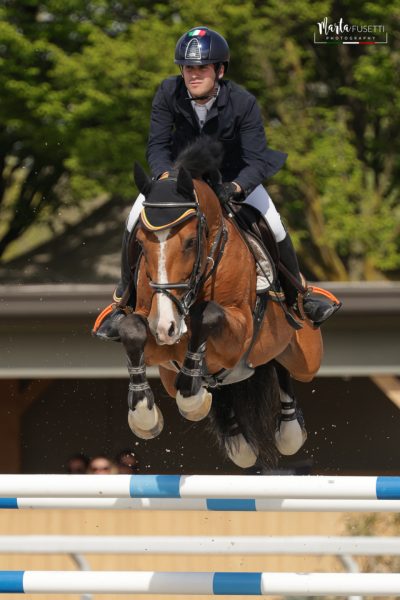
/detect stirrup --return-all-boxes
[297,286,342,328]
[92,303,127,341]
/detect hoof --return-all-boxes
[275,418,307,455]
[176,387,212,422]
[225,434,258,468]
[128,404,164,440]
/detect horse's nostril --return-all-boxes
[168,322,175,337]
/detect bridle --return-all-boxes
[141,188,227,318]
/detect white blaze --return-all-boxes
[154,230,187,344]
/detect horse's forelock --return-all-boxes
[173,138,223,180]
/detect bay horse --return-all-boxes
[118,140,323,469]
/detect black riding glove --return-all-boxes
[216,182,245,204]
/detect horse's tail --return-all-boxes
[209,362,280,470]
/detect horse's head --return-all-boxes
[134,163,209,345]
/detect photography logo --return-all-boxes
[314,17,388,45]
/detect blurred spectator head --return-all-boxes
[66,453,90,474]
[115,449,139,474]
[88,455,114,474]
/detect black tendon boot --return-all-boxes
[92,228,135,341]
[277,235,341,327]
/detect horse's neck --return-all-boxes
[194,180,223,236]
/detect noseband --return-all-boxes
[142,191,227,318]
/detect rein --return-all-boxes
[142,187,227,318]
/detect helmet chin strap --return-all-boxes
[181,65,220,102]
[188,83,219,102]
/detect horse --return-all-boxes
[118,140,323,469]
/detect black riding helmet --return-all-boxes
[174,27,230,73]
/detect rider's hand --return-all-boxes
[216,181,245,204]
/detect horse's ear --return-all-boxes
[176,167,194,197]
[133,162,152,196]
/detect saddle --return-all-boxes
[223,200,341,332]
[225,201,279,287]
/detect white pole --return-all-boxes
[180,475,379,499]
[260,573,400,596]
[0,475,131,498]
[0,536,399,556]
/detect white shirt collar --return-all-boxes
[188,85,219,129]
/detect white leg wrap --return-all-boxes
[225,434,258,468]
[275,390,307,455]
[128,399,164,440]
[176,388,212,422]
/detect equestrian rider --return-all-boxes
[94,26,340,340]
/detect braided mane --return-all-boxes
[173,138,223,180]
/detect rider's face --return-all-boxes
[182,64,223,102]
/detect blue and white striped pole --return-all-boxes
[1,497,400,511]
[0,571,400,595]
[0,475,399,499]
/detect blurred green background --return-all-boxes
[1,0,399,281]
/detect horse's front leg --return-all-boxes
[175,301,225,421]
[119,313,163,439]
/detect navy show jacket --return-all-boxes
[146,76,287,197]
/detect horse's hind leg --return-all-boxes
[210,362,280,469]
[175,301,224,421]
[119,314,163,439]
[273,361,307,455]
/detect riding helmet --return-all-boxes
[174,27,230,72]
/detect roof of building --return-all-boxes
[1,281,399,317]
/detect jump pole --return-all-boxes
[2,497,400,511]
[0,475,399,499]
[1,571,400,595]
[0,535,399,556]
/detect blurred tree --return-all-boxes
[1,0,399,280]
[0,0,178,260]
[232,0,400,280]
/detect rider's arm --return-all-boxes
[146,81,174,179]
[234,96,287,197]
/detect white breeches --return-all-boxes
[244,185,286,242]
[126,184,286,242]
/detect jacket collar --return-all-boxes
[206,81,228,122]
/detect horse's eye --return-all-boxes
[184,238,196,251]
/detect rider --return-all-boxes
[94,26,340,340]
